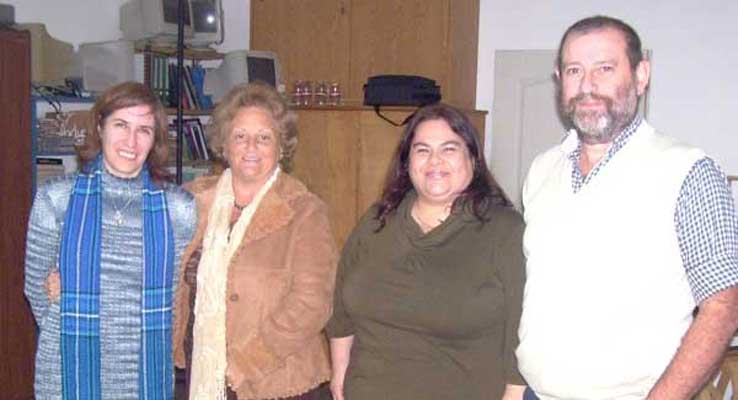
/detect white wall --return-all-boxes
[7,0,127,46]
[5,0,250,52]
[477,0,738,175]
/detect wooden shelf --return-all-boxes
[165,108,214,116]
[136,45,223,61]
[290,100,488,114]
[167,159,218,167]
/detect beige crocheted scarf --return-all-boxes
[189,167,280,400]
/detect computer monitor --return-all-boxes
[120,0,193,46]
[203,50,282,103]
[78,40,136,93]
[16,23,75,84]
[187,0,223,48]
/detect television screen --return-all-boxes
[191,0,217,32]
[247,55,276,87]
[120,0,192,45]
[187,0,223,48]
[163,0,190,25]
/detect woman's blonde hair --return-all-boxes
[208,82,298,171]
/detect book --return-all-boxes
[188,118,209,160]
[183,65,200,109]
[190,65,213,109]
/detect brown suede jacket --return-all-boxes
[173,172,338,400]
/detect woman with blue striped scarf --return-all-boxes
[24,82,197,399]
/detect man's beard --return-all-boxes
[560,80,639,144]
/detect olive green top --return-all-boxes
[327,192,526,400]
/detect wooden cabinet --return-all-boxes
[250,0,479,108]
[290,105,485,247]
[0,28,36,399]
[251,0,484,247]
[250,0,351,99]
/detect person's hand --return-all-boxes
[501,384,526,400]
[329,375,345,400]
[45,268,61,303]
[226,363,250,397]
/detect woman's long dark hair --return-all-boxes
[374,103,511,230]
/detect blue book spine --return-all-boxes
[190,65,214,109]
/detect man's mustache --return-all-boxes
[568,93,613,110]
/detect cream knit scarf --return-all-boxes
[189,167,280,400]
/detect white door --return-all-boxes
[490,49,649,209]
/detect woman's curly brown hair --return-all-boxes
[207,82,298,171]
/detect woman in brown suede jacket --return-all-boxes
[172,82,338,400]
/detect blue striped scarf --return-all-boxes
[59,155,175,399]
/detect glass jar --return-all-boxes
[301,80,313,107]
[314,81,328,106]
[328,82,341,106]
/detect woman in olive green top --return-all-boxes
[327,103,527,400]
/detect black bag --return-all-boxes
[363,75,441,106]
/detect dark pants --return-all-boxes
[524,386,540,400]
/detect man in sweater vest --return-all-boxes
[516,15,738,400]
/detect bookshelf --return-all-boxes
[142,46,219,112]
[134,42,220,181]
[141,45,223,60]
[165,113,219,182]
[140,43,223,184]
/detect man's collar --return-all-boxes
[561,115,643,156]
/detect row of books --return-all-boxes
[169,118,211,161]
[169,64,214,110]
[149,55,213,110]
[149,55,170,104]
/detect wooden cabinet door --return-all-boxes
[0,29,36,399]
[348,0,479,108]
[356,110,409,214]
[250,0,351,95]
[291,109,360,248]
[348,0,450,102]
[251,0,478,107]
[445,0,480,109]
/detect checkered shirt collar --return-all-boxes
[565,115,643,192]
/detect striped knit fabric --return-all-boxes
[59,155,175,400]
